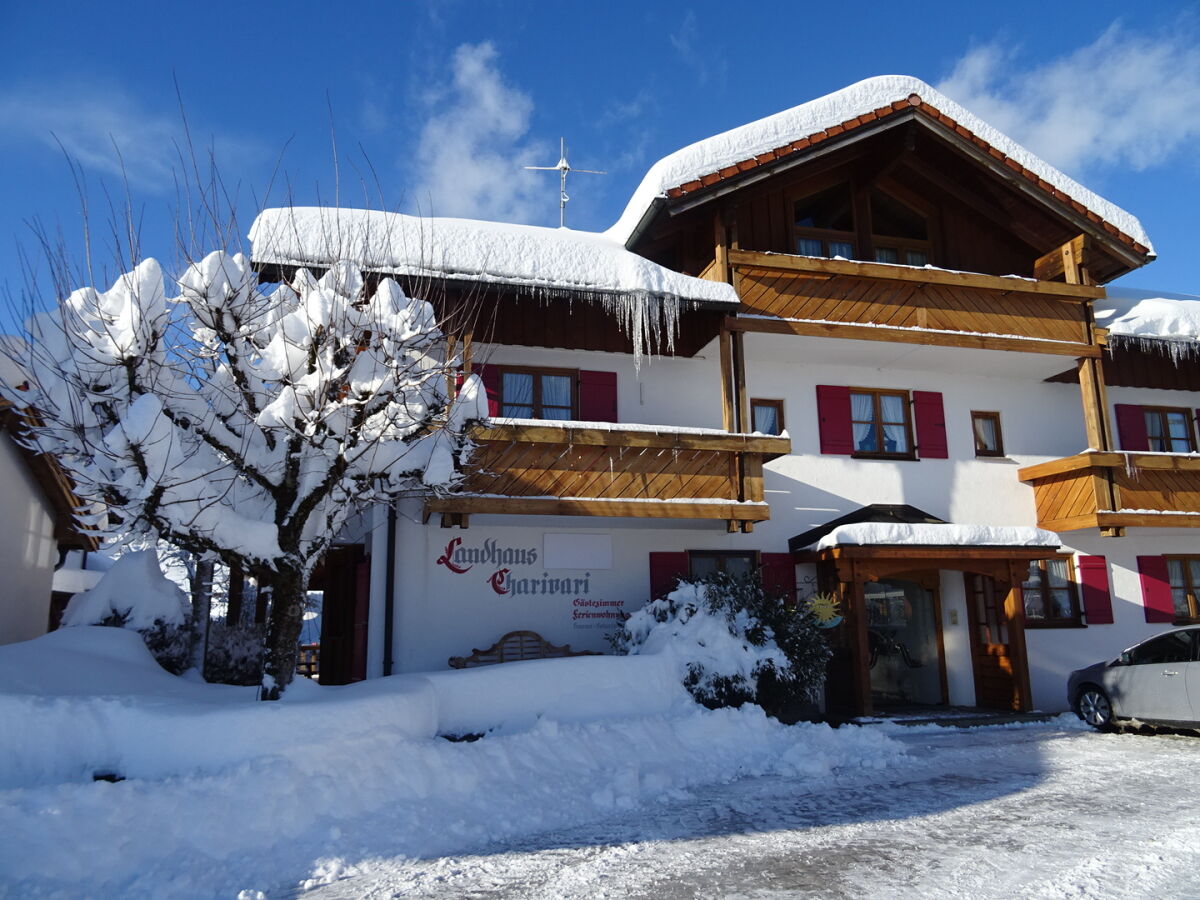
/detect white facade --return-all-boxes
[359,331,1200,713]
[0,431,59,645]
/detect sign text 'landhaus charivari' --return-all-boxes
[435,537,624,627]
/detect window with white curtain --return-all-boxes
[498,368,576,419]
[850,388,912,457]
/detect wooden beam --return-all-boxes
[732,330,749,433]
[1004,561,1033,713]
[471,423,791,455]
[1096,512,1200,530]
[426,496,771,521]
[1020,451,1200,482]
[1077,358,1111,450]
[728,314,1099,358]
[718,326,735,432]
[727,248,1105,299]
[713,212,729,284]
[849,568,872,717]
[1034,235,1088,283]
[445,334,458,401]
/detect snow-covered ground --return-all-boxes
[3,627,1199,899]
[300,723,1200,900]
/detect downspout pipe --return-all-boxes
[382,507,397,677]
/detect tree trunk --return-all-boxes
[261,566,307,700]
[190,558,215,676]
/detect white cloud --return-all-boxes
[408,42,550,224]
[0,83,263,192]
[669,10,727,89]
[937,22,1200,176]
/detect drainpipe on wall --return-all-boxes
[382,507,397,676]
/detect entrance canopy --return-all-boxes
[789,505,1062,581]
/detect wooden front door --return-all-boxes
[964,573,1028,711]
[312,545,369,685]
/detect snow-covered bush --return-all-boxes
[61,551,195,674]
[203,622,266,685]
[611,572,831,719]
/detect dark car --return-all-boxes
[1068,626,1200,731]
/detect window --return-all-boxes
[1165,557,1200,621]
[850,388,913,457]
[1144,407,1196,453]
[499,367,576,420]
[971,411,1004,457]
[751,399,784,435]
[688,551,757,580]
[1126,630,1196,665]
[1021,558,1081,625]
[793,184,856,259]
[870,189,932,267]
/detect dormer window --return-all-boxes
[793,184,856,259]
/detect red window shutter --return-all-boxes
[816,385,853,454]
[1136,555,1175,623]
[649,552,689,600]
[760,553,797,605]
[1114,404,1148,451]
[473,364,501,417]
[913,391,948,459]
[579,370,618,422]
[1076,555,1113,625]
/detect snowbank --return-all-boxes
[607,75,1152,253]
[0,626,909,898]
[422,653,689,736]
[61,550,187,629]
[0,628,439,789]
[812,522,1061,551]
[0,627,690,787]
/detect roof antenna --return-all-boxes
[525,138,606,228]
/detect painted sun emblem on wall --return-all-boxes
[808,592,843,629]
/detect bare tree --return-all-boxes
[4,245,486,697]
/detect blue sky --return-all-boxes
[1,0,1198,321]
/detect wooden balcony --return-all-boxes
[1018,452,1200,535]
[427,421,791,530]
[726,249,1104,357]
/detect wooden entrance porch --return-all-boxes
[800,545,1059,718]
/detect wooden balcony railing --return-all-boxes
[1018,452,1200,535]
[726,249,1104,357]
[427,421,791,530]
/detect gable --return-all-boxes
[619,77,1152,284]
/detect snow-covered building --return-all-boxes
[0,401,98,645]
[250,75,1198,716]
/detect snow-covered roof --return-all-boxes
[811,522,1061,551]
[249,207,738,307]
[1095,286,1200,347]
[606,75,1153,255]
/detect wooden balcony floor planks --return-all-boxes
[435,422,790,522]
[1020,451,1200,531]
[737,265,1088,345]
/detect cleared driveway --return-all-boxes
[303,722,1200,899]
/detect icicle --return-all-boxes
[1124,452,1139,481]
[1108,333,1200,366]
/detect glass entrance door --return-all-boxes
[864,579,943,706]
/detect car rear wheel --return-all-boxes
[1077,686,1114,731]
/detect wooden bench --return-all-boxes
[448,630,601,669]
[297,643,320,679]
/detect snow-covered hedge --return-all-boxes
[612,573,831,718]
[60,551,195,674]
